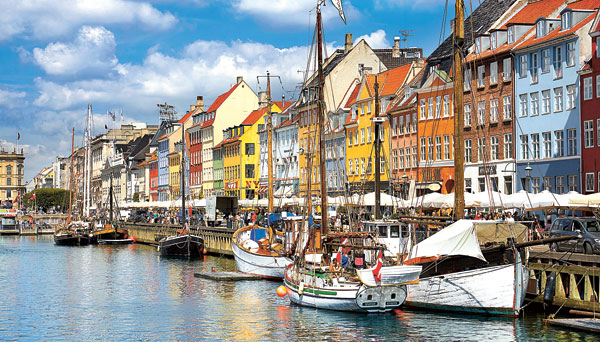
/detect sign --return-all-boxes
[428,183,442,191]
[478,165,497,176]
[225,181,238,190]
[420,169,442,181]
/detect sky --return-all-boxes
[0,0,469,182]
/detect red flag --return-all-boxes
[372,251,383,282]
[336,238,349,263]
[31,193,36,200]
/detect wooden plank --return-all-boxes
[530,251,600,265]
[194,272,262,281]
[546,318,600,333]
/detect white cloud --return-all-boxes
[356,29,389,49]
[375,0,446,10]
[0,89,27,109]
[32,26,118,77]
[0,0,177,41]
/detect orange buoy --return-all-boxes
[276,285,288,297]
[203,248,207,255]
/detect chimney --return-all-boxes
[392,36,401,58]
[344,33,353,53]
[282,94,286,108]
[258,91,268,108]
[237,76,243,84]
[190,105,195,112]
[195,95,204,111]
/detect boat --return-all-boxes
[54,127,93,246]
[158,132,204,258]
[283,1,421,313]
[96,176,134,245]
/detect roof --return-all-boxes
[148,155,158,162]
[177,110,194,124]
[241,107,269,125]
[379,63,413,96]
[373,47,423,70]
[272,100,293,112]
[499,0,564,30]
[514,10,596,51]
[206,83,239,113]
[221,136,240,146]
[342,82,361,109]
[567,0,600,10]
[201,119,215,128]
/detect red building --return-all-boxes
[187,112,204,198]
[148,152,159,201]
[580,12,600,194]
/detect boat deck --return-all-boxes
[194,272,262,281]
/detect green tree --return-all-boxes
[24,188,73,212]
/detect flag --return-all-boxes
[330,0,346,24]
[120,108,123,121]
[105,124,108,129]
[372,250,383,282]
[336,238,349,264]
[17,132,20,140]
[107,110,115,121]
[31,193,36,200]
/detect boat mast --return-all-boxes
[453,0,465,220]
[316,3,328,234]
[68,127,74,224]
[374,75,381,220]
[267,72,274,214]
[181,132,186,229]
[109,175,113,225]
[84,104,92,217]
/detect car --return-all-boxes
[548,217,600,254]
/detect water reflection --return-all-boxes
[0,236,597,341]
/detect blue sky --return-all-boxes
[0,0,466,181]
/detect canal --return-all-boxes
[0,236,595,341]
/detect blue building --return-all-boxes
[325,109,347,196]
[513,7,596,193]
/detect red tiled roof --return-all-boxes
[138,161,148,167]
[206,83,239,113]
[241,107,269,125]
[344,83,361,108]
[567,0,599,10]
[201,119,215,128]
[515,10,596,51]
[167,151,179,156]
[177,110,193,124]
[344,111,359,126]
[272,101,293,112]
[157,133,168,141]
[380,64,413,96]
[221,136,240,146]
[500,0,564,30]
[148,155,158,162]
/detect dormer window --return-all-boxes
[536,20,545,38]
[491,32,497,50]
[561,12,571,30]
[507,27,514,44]
[475,37,482,54]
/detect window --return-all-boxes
[412,146,417,167]
[505,176,513,195]
[490,62,498,85]
[355,158,359,175]
[597,75,600,98]
[348,130,353,146]
[504,133,512,159]
[444,135,450,160]
[531,134,540,159]
[544,177,552,192]
[428,137,433,161]
[7,178,11,186]
[502,96,512,120]
[519,55,527,78]
[420,137,426,161]
[566,84,576,109]
[406,147,412,168]
[435,96,441,118]
[477,65,485,88]
[503,58,511,81]
[542,49,551,73]
[361,157,365,174]
[464,69,472,91]
[380,125,384,142]
[404,114,410,134]
[394,149,400,169]
[519,94,528,117]
[367,127,372,143]
[466,178,472,193]
[478,137,486,162]
[398,116,403,135]
[245,143,255,155]
[436,136,442,160]
[567,42,575,67]
[428,98,433,119]
[543,132,552,159]
[465,139,472,163]
[598,118,600,147]
[479,178,486,192]
[477,101,485,125]
[556,176,565,194]
[443,95,450,117]
[555,130,564,157]
[568,175,577,192]
[412,113,417,132]
[530,92,539,116]
[584,77,593,100]
[567,128,577,156]
[536,20,545,38]
[491,32,497,50]
[520,135,529,160]
[464,104,472,127]
[361,128,365,144]
[245,164,255,178]
[475,37,482,54]
[584,120,594,148]
[586,173,595,192]
[490,135,499,160]
[530,52,538,84]
[598,37,600,58]
[532,177,540,194]
[420,99,426,119]
[6,166,11,174]
[562,12,571,30]
[554,46,563,78]
[554,87,563,112]
[490,99,499,123]
[508,26,514,44]
[542,90,550,114]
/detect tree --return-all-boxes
[24,188,73,213]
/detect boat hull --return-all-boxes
[158,235,204,258]
[232,241,291,279]
[54,234,91,246]
[98,238,134,245]
[405,262,529,316]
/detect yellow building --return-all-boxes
[0,149,25,204]
[168,150,181,200]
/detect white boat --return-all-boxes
[403,219,529,317]
[232,225,292,279]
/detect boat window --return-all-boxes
[401,225,409,238]
[379,225,388,237]
[390,225,400,238]
[583,221,600,233]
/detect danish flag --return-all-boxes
[372,251,383,282]
[336,238,349,263]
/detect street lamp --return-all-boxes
[525,162,532,192]
[402,172,409,200]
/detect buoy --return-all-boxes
[203,248,208,255]
[211,267,216,272]
[276,285,288,297]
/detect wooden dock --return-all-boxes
[546,318,600,333]
[194,271,262,281]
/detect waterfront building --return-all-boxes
[513,3,597,193]
[200,77,259,198]
[148,152,158,201]
[222,126,242,199]
[212,144,224,196]
[0,148,25,207]
[579,11,600,194]
[186,96,205,199]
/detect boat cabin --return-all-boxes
[361,220,411,257]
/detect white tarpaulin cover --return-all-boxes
[408,220,486,262]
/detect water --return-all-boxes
[0,236,595,341]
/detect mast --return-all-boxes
[181,133,186,229]
[453,0,465,219]
[374,75,381,220]
[67,127,74,224]
[316,4,328,234]
[84,104,92,217]
[109,174,113,225]
[267,71,274,214]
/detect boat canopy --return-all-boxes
[408,220,485,262]
[474,222,528,245]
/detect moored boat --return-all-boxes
[232,225,291,279]
[158,234,204,257]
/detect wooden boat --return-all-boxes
[95,177,132,245]
[232,225,291,279]
[98,238,134,245]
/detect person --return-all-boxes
[506,212,515,222]
[251,211,257,224]
[329,257,341,276]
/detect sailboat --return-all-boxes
[283,1,421,313]
[96,177,134,245]
[54,127,93,246]
[232,72,293,279]
[158,131,204,257]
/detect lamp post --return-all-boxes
[525,163,532,192]
[402,172,409,200]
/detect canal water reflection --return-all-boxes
[0,236,595,341]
